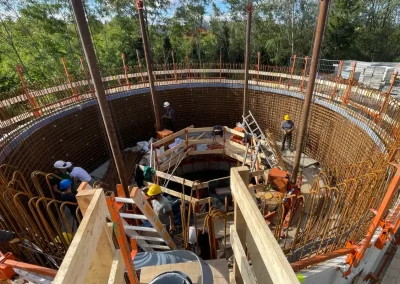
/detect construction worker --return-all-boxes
[51,161,73,197]
[281,114,294,151]
[161,102,176,132]
[147,184,176,233]
[65,162,95,187]
[58,179,79,224]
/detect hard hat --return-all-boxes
[59,179,72,191]
[54,160,72,169]
[164,102,170,108]
[284,114,290,121]
[147,184,162,196]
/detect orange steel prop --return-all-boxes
[136,49,145,85]
[345,161,400,275]
[15,65,41,117]
[342,62,356,106]
[291,248,354,272]
[257,51,260,85]
[330,60,343,100]
[61,58,79,102]
[0,252,57,277]
[79,57,95,97]
[299,56,309,92]
[220,50,222,82]
[121,53,131,87]
[376,71,398,123]
[186,51,191,79]
[106,193,139,284]
[287,54,296,89]
[172,50,178,82]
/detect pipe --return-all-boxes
[136,0,161,131]
[5,259,57,277]
[242,2,252,117]
[70,0,130,197]
[291,0,330,183]
[291,248,354,272]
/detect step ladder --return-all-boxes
[108,184,176,252]
[241,111,282,170]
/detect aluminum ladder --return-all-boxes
[110,184,177,252]
[241,110,279,170]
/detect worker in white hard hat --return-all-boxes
[64,162,96,187]
[161,101,176,132]
[51,160,73,197]
[281,114,295,151]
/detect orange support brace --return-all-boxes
[376,71,398,124]
[79,57,95,97]
[61,58,79,102]
[136,49,145,85]
[106,193,139,284]
[287,55,296,90]
[121,53,131,88]
[342,62,356,106]
[220,50,222,82]
[172,50,178,83]
[257,51,260,85]
[345,161,400,276]
[186,51,191,80]
[16,65,41,117]
[330,60,343,100]
[299,56,309,92]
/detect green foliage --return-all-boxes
[1,0,400,92]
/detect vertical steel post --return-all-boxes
[136,0,161,130]
[257,51,260,85]
[172,50,178,82]
[79,57,95,97]
[377,71,398,123]
[299,56,309,92]
[287,54,296,90]
[242,2,252,117]
[61,58,79,102]
[342,62,356,106]
[291,0,331,182]
[329,60,343,100]
[70,0,130,196]
[121,53,131,88]
[16,65,41,118]
[220,50,222,82]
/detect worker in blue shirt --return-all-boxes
[281,114,295,151]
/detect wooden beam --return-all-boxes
[225,126,244,137]
[152,125,194,147]
[230,167,299,284]
[187,138,224,145]
[230,225,258,284]
[188,149,224,155]
[54,190,108,284]
[108,250,125,284]
[143,181,202,203]
[225,140,247,151]
[187,127,214,133]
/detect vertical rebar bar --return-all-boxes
[70,0,130,196]
[243,2,252,117]
[292,0,330,182]
[136,0,161,131]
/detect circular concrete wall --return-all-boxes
[2,85,382,176]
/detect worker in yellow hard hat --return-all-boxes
[281,114,294,151]
[147,184,176,233]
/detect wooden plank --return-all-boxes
[157,143,186,159]
[187,127,214,133]
[152,125,194,147]
[188,149,224,155]
[230,225,258,284]
[54,190,107,284]
[144,181,200,203]
[230,167,299,284]
[225,127,244,137]
[187,138,224,145]
[108,250,125,284]
[226,140,247,151]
